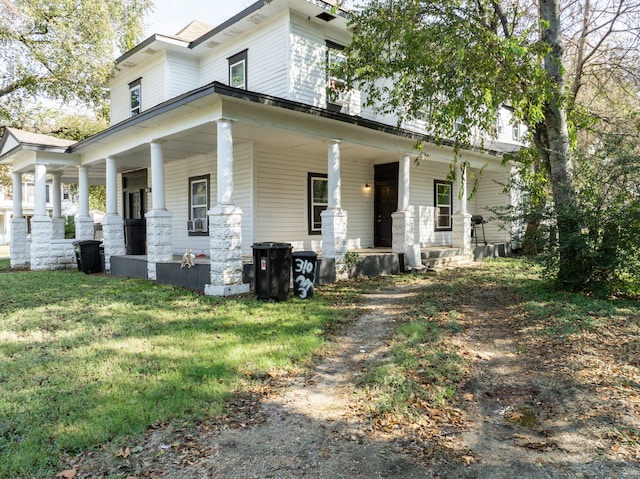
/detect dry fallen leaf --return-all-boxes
[117,447,131,458]
[56,468,77,478]
[508,412,523,421]
[463,393,474,401]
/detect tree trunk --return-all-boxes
[538,0,585,288]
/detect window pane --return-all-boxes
[437,184,450,205]
[313,178,328,203]
[130,85,140,114]
[230,61,245,88]
[192,181,207,206]
[193,206,207,220]
[313,206,324,230]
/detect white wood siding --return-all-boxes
[255,145,373,252]
[471,169,511,243]
[410,159,455,246]
[110,52,168,125]
[166,52,199,98]
[163,142,255,255]
[198,11,290,98]
[289,13,357,111]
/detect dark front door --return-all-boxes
[122,169,148,220]
[374,162,398,247]
[122,169,148,255]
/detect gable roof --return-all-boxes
[0,127,76,162]
[172,20,215,42]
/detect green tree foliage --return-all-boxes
[341,0,640,291]
[0,0,152,121]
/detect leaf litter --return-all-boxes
[59,264,639,478]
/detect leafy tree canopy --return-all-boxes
[0,0,152,121]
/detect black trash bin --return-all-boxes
[124,219,146,255]
[292,251,318,299]
[73,240,104,274]
[252,242,292,301]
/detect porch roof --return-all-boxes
[0,80,513,181]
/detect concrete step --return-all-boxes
[423,254,474,271]
[421,247,465,260]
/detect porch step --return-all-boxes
[422,253,474,271]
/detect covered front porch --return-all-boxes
[1,84,513,296]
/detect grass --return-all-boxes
[0,269,356,478]
[2,257,639,477]
[355,257,640,426]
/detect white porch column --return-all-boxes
[75,165,94,240]
[392,153,419,269]
[146,141,173,280]
[10,171,29,268]
[205,118,250,296]
[321,140,348,281]
[102,156,125,271]
[50,173,65,239]
[453,162,472,254]
[30,164,52,270]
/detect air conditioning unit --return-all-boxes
[187,218,207,232]
[333,90,349,106]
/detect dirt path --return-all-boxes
[76,278,639,478]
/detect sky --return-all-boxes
[145,0,355,37]
[145,0,256,36]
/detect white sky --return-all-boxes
[145,0,256,36]
[145,0,356,37]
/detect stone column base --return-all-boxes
[391,209,415,254]
[321,208,348,281]
[453,212,472,254]
[205,205,249,296]
[30,215,52,270]
[51,217,65,240]
[10,218,29,268]
[146,210,173,280]
[75,216,95,241]
[102,214,126,272]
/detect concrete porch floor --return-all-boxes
[109,243,510,293]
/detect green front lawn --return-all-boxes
[0,270,356,478]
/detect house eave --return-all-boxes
[70,81,509,159]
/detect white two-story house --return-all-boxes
[0,0,523,295]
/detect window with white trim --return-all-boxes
[308,173,328,235]
[512,122,521,140]
[326,41,347,107]
[129,78,141,116]
[228,50,248,89]
[188,175,209,235]
[434,180,453,231]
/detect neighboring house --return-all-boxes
[0,153,74,246]
[0,0,524,294]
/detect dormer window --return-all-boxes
[228,50,248,89]
[129,78,141,116]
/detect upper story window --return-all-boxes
[512,122,522,141]
[496,114,504,135]
[326,41,346,107]
[308,173,328,235]
[228,50,248,89]
[434,180,453,231]
[129,78,141,116]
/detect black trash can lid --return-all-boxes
[73,240,102,246]
[252,242,292,249]
[292,250,318,258]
